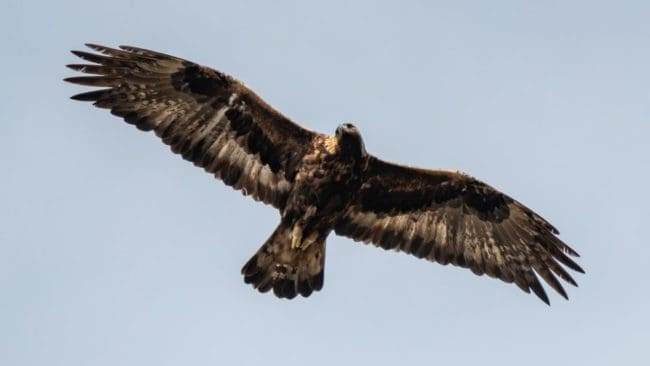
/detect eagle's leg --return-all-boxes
[290,224,320,250]
[300,231,320,251]
[291,224,303,249]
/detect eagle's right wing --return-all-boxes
[66,44,321,209]
[335,156,584,304]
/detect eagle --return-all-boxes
[65,44,584,304]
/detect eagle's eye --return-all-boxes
[336,124,355,136]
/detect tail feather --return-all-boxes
[242,224,325,299]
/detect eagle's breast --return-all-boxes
[295,135,339,181]
[283,135,359,230]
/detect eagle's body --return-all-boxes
[245,130,367,298]
[285,133,360,239]
[66,44,584,304]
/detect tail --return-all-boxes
[241,223,325,299]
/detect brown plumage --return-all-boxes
[66,44,584,304]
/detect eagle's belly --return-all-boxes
[282,138,360,244]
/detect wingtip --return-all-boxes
[568,259,585,274]
[118,45,142,53]
[529,281,550,305]
[69,89,109,101]
[84,43,105,52]
[70,50,92,59]
[541,295,551,306]
[536,292,551,306]
[564,275,579,288]
[69,93,89,101]
[118,44,148,51]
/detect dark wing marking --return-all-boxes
[66,44,321,209]
[335,156,584,304]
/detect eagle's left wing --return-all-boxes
[66,44,321,209]
[335,156,584,304]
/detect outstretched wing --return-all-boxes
[66,44,321,209]
[335,156,584,304]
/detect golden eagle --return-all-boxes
[65,44,584,304]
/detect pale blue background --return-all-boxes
[2,1,649,365]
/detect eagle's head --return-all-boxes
[335,123,367,159]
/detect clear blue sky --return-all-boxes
[2,1,649,365]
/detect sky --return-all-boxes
[2,1,649,365]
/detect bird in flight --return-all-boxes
[66,44,583,304]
